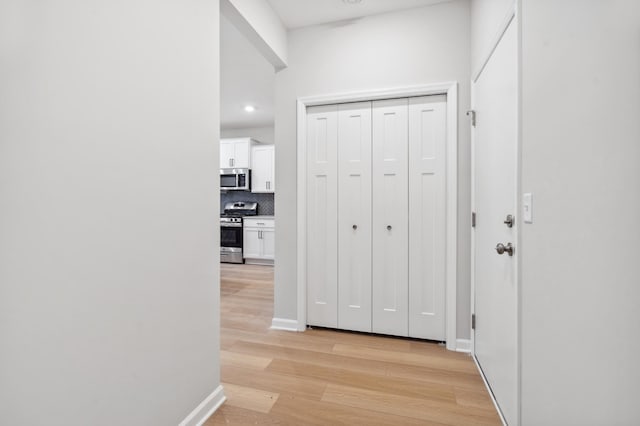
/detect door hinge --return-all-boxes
[466,110,476,127]
[471,313,476,330]
[471,212,476,228]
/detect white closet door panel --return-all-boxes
[338,102,372,332]
[372,98,409,337]
[408,95,447,340]
[307,105,338,328]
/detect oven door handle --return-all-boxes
[221,223,242,228]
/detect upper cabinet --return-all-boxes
[220,138,256,169]
[251,144,275,193]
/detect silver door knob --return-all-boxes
[387,225,392,231]
[352,224,357,230]
[495,243,514,256]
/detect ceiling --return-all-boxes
[267,0,452,29]
[221,0,453,130]
[220,14,275,130]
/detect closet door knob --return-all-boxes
[352,224,357,230]
[387,225,392,231]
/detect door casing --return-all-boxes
[294,82,459,351]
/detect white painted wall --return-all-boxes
[520,1,640,424]
[221,126,275,145]
[470,0,514,75]
[274,0,472,338]
[221,0,288,69]
[0,1,221,425]
[220,14,276,129]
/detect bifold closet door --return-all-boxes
[408,95,447,340]
[372,98,409,336]
[306,105,338,328]
[338,102,372,332]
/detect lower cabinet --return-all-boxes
[243,218,274,265]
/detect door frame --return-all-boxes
[295,82,459,351]
[470,3,521,424]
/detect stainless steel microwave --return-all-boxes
[220,168,250,191]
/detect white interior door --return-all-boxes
[338,102,372,332]
[473,20,518,425]
[306,105,338,328]
[372,98,409,336]
[408,95,447,340]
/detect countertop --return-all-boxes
[244,215,275,220]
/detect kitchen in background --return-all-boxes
[221,191,274,216]
[219,137,275,265]
[220,8,276,267]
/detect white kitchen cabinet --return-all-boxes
[220,138,256,169]
[251,144,275,193]
[243,217,275,265]
[305,96,447,341]
[261,228,275,259]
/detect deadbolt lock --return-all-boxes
[504,214,514,228]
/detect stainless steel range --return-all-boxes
[220,201,257,264]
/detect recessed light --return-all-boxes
[343,0,363,4]
[244,105,256,113]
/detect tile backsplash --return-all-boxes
[220,191,275,216]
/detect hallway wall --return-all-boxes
[274,0,472,339]
[0,1,222,424]
[520,0,640,423]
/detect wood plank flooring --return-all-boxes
[207,263,500,425]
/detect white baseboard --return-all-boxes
[456,338,471,353]
[179,384,226,426]
[271,317,300,332]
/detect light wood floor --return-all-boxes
[207,263,500,425]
